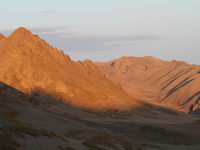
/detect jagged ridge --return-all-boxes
[0,27,142,111]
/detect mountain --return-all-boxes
[0,28,200,149]
[96,56,200,114]
[1,81,200,150]
[0,27,146,111]
[0,33,5,40]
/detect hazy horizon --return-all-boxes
[1,0,199,64]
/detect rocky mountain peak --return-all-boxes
[0,27,140,110]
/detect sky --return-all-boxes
[0,0,200,64]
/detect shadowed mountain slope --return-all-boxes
[96,56,200,114]
[0,27,145,111]
[1,81,200,150]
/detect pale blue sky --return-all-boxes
[0,0,200,64]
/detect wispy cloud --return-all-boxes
[29,26,79,38]
[0,26,160,53]
[34,27,160,52]
[0,26,73,37]
[59,35,158,51]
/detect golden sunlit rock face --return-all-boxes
[0,27,141,111]
[96,56,200,114]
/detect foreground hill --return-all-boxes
[0,27,144,111]
[0,81,200,150]
[96,56,200,114]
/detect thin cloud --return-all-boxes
[0,26,72,37]
[30,26,68,34]
[24,26,160,52]
[42,33,160,52]
[0,26,160,54]
[29,26,78,37]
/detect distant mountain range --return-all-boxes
[96,56,200,114]
[0,27,200,150]
[0,27,200,113]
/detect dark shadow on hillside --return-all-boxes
[29,91,200,145]
[1,80,200,148]
[29,88,191,122]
